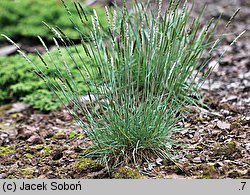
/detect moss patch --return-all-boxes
[200,164,218,179]
[114,167,143,179]
[42,146,53,157]
[52,131,67,140]
[212,141,242,159]
[185,163,220,179]
[7,168,34,179]
[30,144,44,151]
[72,158,102,173]
[23,153,34,159]
[21,168,33,176]
[163,165,181,174]
[0,145,16,156]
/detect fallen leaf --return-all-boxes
[192,157,202,163]
[217,121,231,130]
[156,158,163,165]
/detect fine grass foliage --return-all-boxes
[6,0,240,167]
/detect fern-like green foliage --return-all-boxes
[0,0,107,42]
[0,46,99,112]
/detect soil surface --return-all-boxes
[0,0,249,179]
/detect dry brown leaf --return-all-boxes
[217,121,231,130]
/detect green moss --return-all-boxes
[201,164,218,179]
[6,175,18,179]
[42,146,53,157]
[229,116,244,126]
[52,131,67,140]
[10,113,19,118]
[0,146,16,156]
[213,140,241,159]
[30,144,44,150]
[227,141,235,147]
[179,106,191,112]
[24,144,31,152]
[114,167,143,179]
[21,168,33,176]
[196,117,206,121]
[7,168,34,179]
[23,153,34,159]
[16,168,34,179]
[73,158,101,172]
[195,145,203,150]
[164,165,180,173]
[185,163,219,179]
[83,147,94,155]
[228,170,241,178]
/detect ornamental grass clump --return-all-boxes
[4,0,239,167]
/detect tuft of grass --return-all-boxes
[7,0,243,167]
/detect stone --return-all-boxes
[17,129,34,140]
[0,45,19,56]
[6,102,29,114]
[27,134,43,145]
[192,157,202,163]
